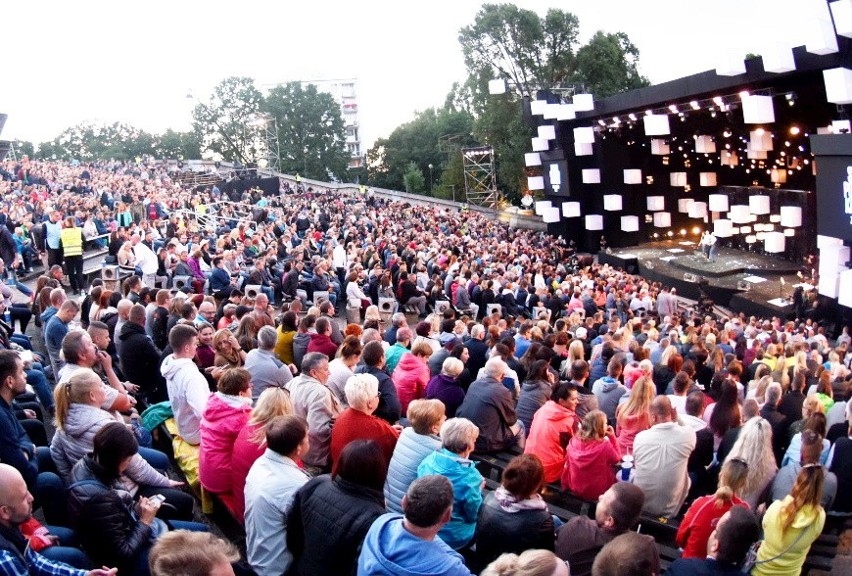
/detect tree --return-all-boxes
[191,76,264,164]
[575,31,649,98]
[263,82,349,181]
[402,162,425,194]
[156,129,202,161]
[34,122,156,161]
[10,140,35,159]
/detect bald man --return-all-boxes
[632,395,696,518]
[0,464,116,575]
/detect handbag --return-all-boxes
[742,521,812,573]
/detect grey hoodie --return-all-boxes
[592,377,627,421]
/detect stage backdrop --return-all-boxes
[217,176,281,201]
[811,134,852,240]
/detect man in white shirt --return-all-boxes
[245,415,311,576]
[131,234,158,288]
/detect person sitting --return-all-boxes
[474,454,555,571]
[149,530,240,576]
[723,417,778,510]
[118,304,166,398]
[358,475,473,576]
[632,396,696,518]
[354,341,402,425]
[457,357,525,453]
[591,532,661,576]
[614,375,654,455]
[391,341,432,416]
[244,415,312,576]
[561,409,621,501]
[525,383,581,484]
[287,440,387,575]
[667,506,761,576]
[782,412,830,467]
[67,423,207,575]
[199,367,253,518]
[306,317,339,359]
[331,373,400,470]
[425,357,466,418]
[770,429,837,510]
[555,483,649,576]
[827,413,852,514]
[676,457,750,559]
[384,399,445,514]
[592,356,627,422]
[384,327,411,376]
[516,359,556,432]
[327,335,363,407]
[416,418,484,550]
[245,325,294,400]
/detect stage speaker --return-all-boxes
[683,272,699,283]
[737,280,752,291]
[379,297,398,315]
[434,300,451,315]
[173,275,192,292]
[486,303,502,317]
[244,284,261,299]
[102,279,119,292]
[313,290,330,307]
[101,265,119,281]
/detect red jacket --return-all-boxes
[561,435,621,501]
[307,332,339,359]
[676,494,749,558]
[330,408,399,471]
[229,422,266,523]
[391,354,430,415]
[524,401,579,483]
[199,393,252,509]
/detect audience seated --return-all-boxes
[354,341,402,425]
[149,530,240,576]
[667,506,760,576]
[425,357,466,418]
[391,341,432,415]
[481,549,568,576]
[561,410,620,500]
[525,383,580,484]
[331,373,400,469]
[457,357,525,453]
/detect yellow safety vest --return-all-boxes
[60,227,83,257]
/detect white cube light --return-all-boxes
[818,234,845,248]
[524,152,542,167]
[729,204,751,223]
[700,172,718,186]
[742,95,776,124]
[833,120,852,134]
[562,202,581,218]
[762,43,797,73]
[624,169,642,184]
[534,200,552,215]
[695,135,717,153]
[747,148,768,160]
[708,194,729,212]
[651,139,670,155]
[531,137,549,152]
[643,114,671,136]
[749,130,774,151]
[819,267,847,298]
[621,215,640,232]
[556,104,576,121]
[670,172,687,187]
[832,0,852,38]
[689,202,708,219]
[646,196,665,211]
[749,195,771,215]
[784,228,796,237]
[542,206,561,223]
[573,93,594,112]
[769,214,782,223]
[575,142,593,156]
[716,53,747,76]
[604,194,623,211]
[530,100,548,115]
[678,198,694,213]
[839,269,852,307]
[780,205,802,227]
[823,68,852,104]
[537,125,556,140]
[543,103,561,120]
[574,126,595,144]
[488,78,507,95]
[720,150,739,166]
[528,176,545,190]
[714,219,734,237]
[740,226,752,234]
[807,17,839,55]
[821,245,851,269]
[582,169,601,184]
[653,212,672,228]
[764,231,786,253]
[585,214,604,230]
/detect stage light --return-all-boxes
[646,109,653,116]
[713,96,724,106]
[690,101,700,110]
[723,130,732,138]
[669,104,678,114]
[598,119,606,127]
[667,231,674,237]
[612,116,620,124]
[739,90,750,100]
[789,126,800,135]
[680,229,687,236]
[628,113,637,121]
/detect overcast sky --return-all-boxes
[1,0,824,151]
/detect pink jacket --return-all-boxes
[616,411,651,455]
[524,401,578,483]
[561,435,621,501]
[230,422,267,522]
[199,393,252,498]
[392,354,430,416]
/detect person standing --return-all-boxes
[41,210,63,269]
[59,217,84,295]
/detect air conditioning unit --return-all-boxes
[102,265,119,281]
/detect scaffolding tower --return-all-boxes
[462,146,500,208]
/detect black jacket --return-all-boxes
[457,375,518,453]
[474,491,554,571]
[118,321,165,401]
[287,475,385,576]
[68,456,152,573]
[354,365,401,424]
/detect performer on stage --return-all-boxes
[700,231,718,262]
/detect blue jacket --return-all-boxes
[384,428,441,513]
[0,397,37,490]
[417,449,482,550]
[357,513,472,576]
[209,267,232,292]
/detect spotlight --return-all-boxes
[692,226,701,235]
[690,100,700,110]
[669,104,678,114]
[789,126,800,136]
[785,92,796,106]
[628,113,637,121]
[713,96,724,106]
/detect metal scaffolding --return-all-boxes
[462,146,500,208]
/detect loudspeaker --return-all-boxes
[313,291,330,307]
[102,265,119,281]
[683,273,699,283]
[737,280,752,291]
[244,284,261,299]
[487,303,502,317]
[434,300,451,315]
[379,297,398,314]
[173,275,192,292]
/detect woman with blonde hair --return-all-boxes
[567,339,585,364]
[676,457,749,558]
[230,387,294,521]
[753,465,826,576]
[480,550,568,576]
[615,375,654,454]
[116,241,135,273]
[213,328,246,368]
[723,417,778,509]
[562,409,620,500]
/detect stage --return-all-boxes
[598,241,808,319]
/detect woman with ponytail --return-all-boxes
[753,464,826,576]
[676,457,749,558]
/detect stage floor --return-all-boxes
[598,241,808,319]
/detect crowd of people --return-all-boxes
[0,157,851,576]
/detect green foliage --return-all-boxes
[156,129,202,161]
[35,122,157,161]
[402,161,425,194]
[575,31,649,98]
[10,140,35,158]
[263,82,350,181]
[191,76,264,164]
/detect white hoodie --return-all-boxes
[160,355,210,445]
